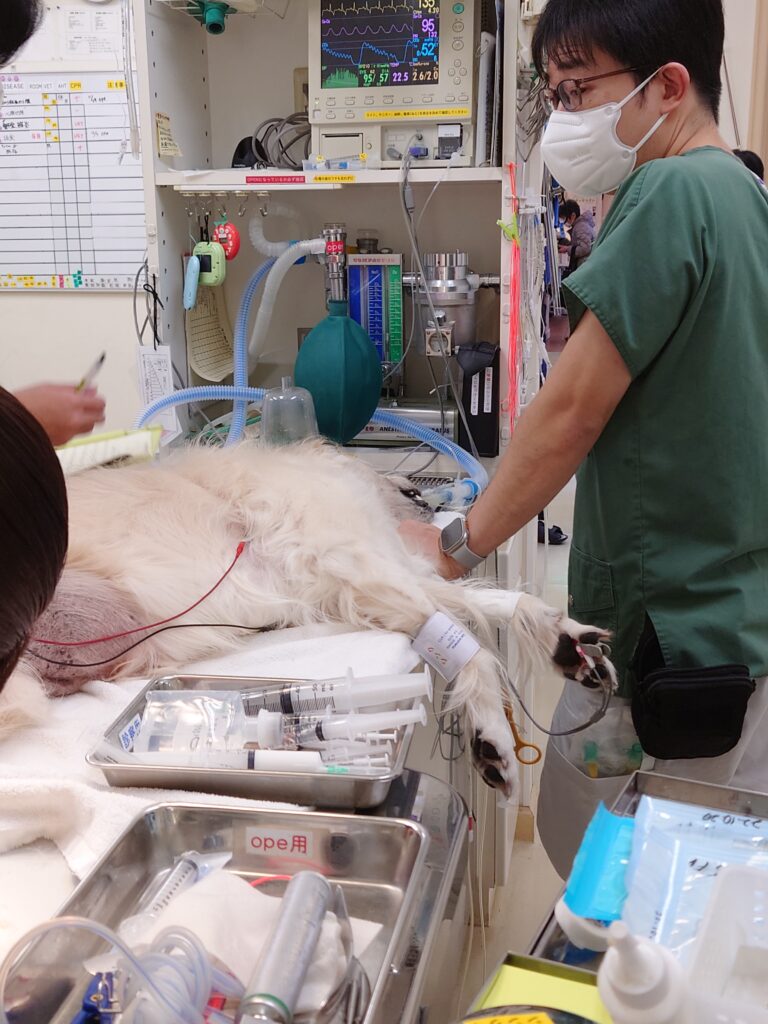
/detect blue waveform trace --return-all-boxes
[321,37,436,65]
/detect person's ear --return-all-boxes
[655,63,690,114]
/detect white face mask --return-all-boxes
[541,69,668,196]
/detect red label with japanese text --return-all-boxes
[245,827,315,859]
[245,175,306,184]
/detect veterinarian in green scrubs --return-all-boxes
[400,0,768,877]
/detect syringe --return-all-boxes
[241,666,432,716]
[299,704,428,745]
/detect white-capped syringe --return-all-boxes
[241,667,432,716]
[299,704,428,746]
[252,704,427,751]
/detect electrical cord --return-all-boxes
[504,665,614,737]
[27,622,272,670]
[251,112,310,170]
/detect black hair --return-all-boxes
[0,388,68,687]
[734,149,765,181]
[0,0,43,66]
[532,0,724,121]
[561,199,581,220]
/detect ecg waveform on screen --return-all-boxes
[321,2,415,14]
[320,0,440,90]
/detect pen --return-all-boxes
[76,351,106,392]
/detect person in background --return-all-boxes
[569,201,597,268]
[560,198,581,236]
[735,149,765,182]
[400,0,768,878]
[2,0,106,446]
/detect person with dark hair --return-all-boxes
[735,149,765,182]
[401,0,768,875]
[1,0,106,445]
[0,387,68,689]
[560,198,581,231]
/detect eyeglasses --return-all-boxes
[540,67,646,115]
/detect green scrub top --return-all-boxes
[563,148,768,696]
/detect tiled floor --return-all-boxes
[460,481,577,1013]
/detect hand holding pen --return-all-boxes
[14,353,107,446]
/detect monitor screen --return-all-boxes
[320,0,441,90]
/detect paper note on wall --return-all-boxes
[137,345,181,444]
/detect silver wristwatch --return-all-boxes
[439,515,485,571]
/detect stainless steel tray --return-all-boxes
[87,673,422,809]
[3,778,465,1024]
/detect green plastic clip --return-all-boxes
[497,216,520,244]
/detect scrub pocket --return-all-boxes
[537,738,630,881]
[568,546,618,636]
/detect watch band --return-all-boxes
[450,537,485,571]
[441,516,485,570]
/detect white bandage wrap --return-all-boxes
[412,612,481,682]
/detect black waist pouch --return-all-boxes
[631,664,756,760]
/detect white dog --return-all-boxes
[17,441,612,799]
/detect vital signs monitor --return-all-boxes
[308,0,478,167]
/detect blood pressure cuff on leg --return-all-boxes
[631,665,755,760]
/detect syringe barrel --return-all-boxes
[238,871,332,1024]
[312,704,428,742]
[241,669,431,716]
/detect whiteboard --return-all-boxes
[0,3,146,291]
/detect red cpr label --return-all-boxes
[325,240,345,255]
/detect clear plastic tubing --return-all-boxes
[227,257,274,448]
[0,917,242,1024]
[136,389,487,492]
[247,238,326,367]
[241,667,432,716]
[249,205,297,258]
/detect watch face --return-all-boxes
[441,517,465,553]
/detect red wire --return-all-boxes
[32,541,248,648]
[507,161,522,431]
[249,875,293,887]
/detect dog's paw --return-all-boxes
[470,724,519,802]
[552,621,616,690]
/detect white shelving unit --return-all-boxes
[131,0,542,912]
[156,165,504,190]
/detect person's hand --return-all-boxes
[14,384,106,446]
[398,520,467,581]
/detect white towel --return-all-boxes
[0,626,418,957]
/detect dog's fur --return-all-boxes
[8,441,611,799]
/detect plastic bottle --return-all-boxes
[597,922,687,1024]
[259,376,319,447]
[598,922,768,1024]
[240,667,432,716]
